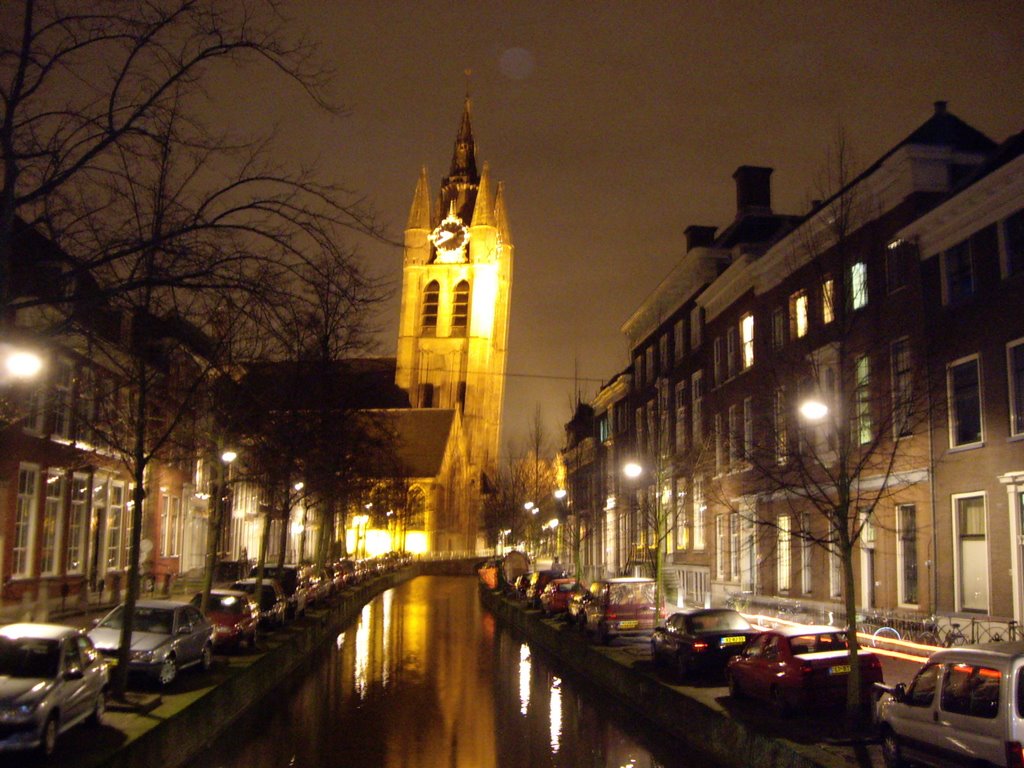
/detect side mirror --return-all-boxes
[178,625,191,635]
[90,618,101,628]
[893,682,907,703]
[64,667,84,681]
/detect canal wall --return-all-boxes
[93,568,417,768]
[479,586,856,768]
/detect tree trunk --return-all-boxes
[842,541,865,729]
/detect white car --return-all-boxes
[0,623,108,757]
[876,642,1024,767]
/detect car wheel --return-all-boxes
[88,688,106,726]
[770,686,791,718]
[158,654,178,686]
[39,713,58,757]
[727,671,744,699]
[880,727,906,768]
[200,643,214,672]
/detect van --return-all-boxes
[876,642,1024,767]
[580,577,658,645]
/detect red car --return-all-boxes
[725,625,883,716]
[192,589,260,651]
[539,578,579,617]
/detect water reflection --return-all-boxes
[183,576,711,768]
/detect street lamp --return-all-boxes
[623,462,643,479]
[3,347,43,380]
[799,398,829,422]
[201,447,237,613]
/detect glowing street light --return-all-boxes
[799,399,830,422]
[553,489,567,500]
[524,501,535,511]
[221,450,237,464]
[3,347,43,380]
[623,462,643,479]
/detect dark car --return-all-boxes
[525,569,568,608]
[581,577,659,645]
[539,578,579,618]
[190,589,259,651]
[250,565,308,618]
[230,578,288,628]
[88,600,214,687]
[567,584,592,629]
[725,625,884,716]
[651,608,760,677]
[0,623,109,758]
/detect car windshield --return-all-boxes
[688,611,752,632]
[208,595,245,614]
[99,606,174,634]
[789,632,849,654]
[0,637,60,678]
[608,582,656,605]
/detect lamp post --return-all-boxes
[200,447,236,613]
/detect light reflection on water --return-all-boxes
[183,576,711,768]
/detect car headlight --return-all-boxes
[0,701,39,722]
[130,649,156,662]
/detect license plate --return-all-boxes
[720,635,747,646]
[618,620,638,629]
[829,664,851,675]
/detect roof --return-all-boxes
[0,622,82,640]
[367,408,457,477]
[236,357,409,411]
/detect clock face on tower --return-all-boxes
[430,211,470,263]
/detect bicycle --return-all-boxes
[871,625,902,647]
[915,620,967,648]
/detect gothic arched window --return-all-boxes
[451,280,470,336]
[421,280,439,334]
[407,487,426,529]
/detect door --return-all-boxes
[884,664,945,765]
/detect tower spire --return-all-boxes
[449,95,477,180]
[406,166,431,231]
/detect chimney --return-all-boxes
[934,100,948,116]
[733,165,773,216]
[685,225,717,251]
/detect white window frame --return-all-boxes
[791,291,808,338]
[850,261,868,309]
[778,515,792,592]
[691,371,703,446]
[947,354,984,449]
[891,337,914,438]
[729,513,741,582]
[953,492,989,613]
[715,515,726,580]
[855,354,872,445]
[66,474,89,574]
[774,387,788,465]
[897,504,919,607]
[822,276,835,324]
[800,513,813,595]
[740,313,754,369]
[13,464,40,578]
[693,479,706,551]
[1008,338,1024,438]
[675,380,687,452]
[106,481,126,569]
[40,472,65,576]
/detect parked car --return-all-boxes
[230,578,288,628]
[190,589,259,651]
[651,608,760,677]
[0,623,108,757]
[304,566,333,604]
[512,573,533,599]
[539,578,579,618]
[726,625,883,716]
[581,577,659,645]
[332,559,358,588]
[567,584,593,629]
[250,565,308,618]
[525,568,568,608]
[876,643,1024,768]
[88,599,214,687]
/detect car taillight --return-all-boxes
[693,641,708,653]
[606,611,617,620]
[864,655,882,671]
[798,663,814,677]
[1006,742,1024,768]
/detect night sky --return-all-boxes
[236,1,1024,456]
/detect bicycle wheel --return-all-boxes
[872,626,901,647]
[914,630,940,647]
[945,629,967,647]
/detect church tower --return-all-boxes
[395,97,513,500]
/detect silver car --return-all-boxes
[0,623,108,757]
[88,599,213,686]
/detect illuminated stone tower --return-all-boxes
[395,97,513,515]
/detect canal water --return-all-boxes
[186,576,716,768]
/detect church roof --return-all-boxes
[367,408,457,477]
[237,357,409,411]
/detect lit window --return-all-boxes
[891,339,914,438]
[421,281,439,334]
[948,356,982,447]
[955,495,988,611]
[740,313,754,369]
[729,514,741,581]
[855,355,872,445]
[451,280,470,336]
[693,479,706,551]
[898,504,918,605]
[14,465,39,577]
[851,262,868,309]
[772,306,786,350]
[790,291,808,338]
[822,277,835,323]
[40,473,65,575]
[778,516,791,592]
[716,515,726,580]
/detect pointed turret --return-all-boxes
[471,162,495,227]
[495,181,512,245]
[406,166,432,231]
[449,96,478,180]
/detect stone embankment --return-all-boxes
[479,586,882,768]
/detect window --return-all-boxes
[800,514,812,594]
[693,479,705,550]
[886,239,914,294]
[674,478,688,550]
[728,405,740,468]
[891,338,914,438]
[956,494,988,612]
[675,381,687,452]
[941,663,1001,719]
[52,357,73,439]
[597,414,610,443]
[772,306,786,350]
[774,388,788,464]
[646,346,656,380]
[713,337,723,385]
[40,473,65,575]
[829,545,841,599]
[729,514,741,581]
[451,280,469,336]
[420,383,434,408]
[790,290,808,338]
[714,414,724,474]
[634,354,644,387]
[690,306,704,349]
[778,515,792,591]
[13,465,39,577]
[674,319,685,362]
[635,406,645,454]
[850,262,868,309]
[1003,208,1024,277]
[898,504,918,605]
[66,475,89,573]
[160,493,182,557]
[944,240,975,304]
[107,482,125,568]
[743,397,753,461]
[740,313,754,369]
[855,355,872,445]
[727,326,738,379]
[821,277,835,324]
[1008,339,1024,437]
[421,280,439,334]
[659,334,669,373]
[716,515,726,579]
[691,371,704,445]
[948,356,982,447]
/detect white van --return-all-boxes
[876,643,1024,767]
